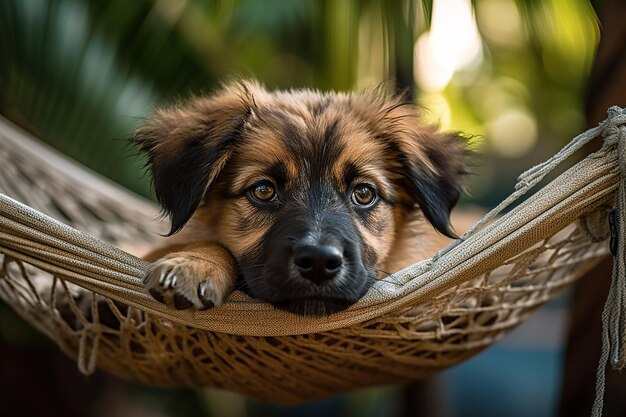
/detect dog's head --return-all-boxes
[136,81,466,316]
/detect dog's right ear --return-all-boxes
[135,82,256,235]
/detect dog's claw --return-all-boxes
[158,269,167,285]
[163,272,176,289]
[198,281,207,298]
[163,271,175,289]
[197,281,215,310]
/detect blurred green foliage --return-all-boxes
[0,0,420,198]
[0,0,599,206]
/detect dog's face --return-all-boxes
[136,81,466,316]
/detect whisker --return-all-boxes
[364,282,385,297]
[373,267,392,278]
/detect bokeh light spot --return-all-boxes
[487,109,538,158]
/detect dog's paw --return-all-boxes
[143,255,235,310]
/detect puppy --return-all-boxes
[136,81,466,316]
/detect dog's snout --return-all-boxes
[293,245,343,283]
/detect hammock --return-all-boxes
[0,108,624,407]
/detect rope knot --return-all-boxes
[603,106,626,142]
[592,106,626,417]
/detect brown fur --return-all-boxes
[137,80,467,314]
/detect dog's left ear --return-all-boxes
[383,103,468,239]
[135,82,257,235]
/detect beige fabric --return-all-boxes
[0,108,623,403]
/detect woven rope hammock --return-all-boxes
[1,108,625,407]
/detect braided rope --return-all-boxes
[592,107,626,417]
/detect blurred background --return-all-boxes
[0,0,621,416]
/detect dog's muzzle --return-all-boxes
[239,202,372,316]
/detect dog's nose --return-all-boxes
[293,244,343,283]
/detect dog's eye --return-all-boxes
[250,181,277,202]
[352,184,377,206]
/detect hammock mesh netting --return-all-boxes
[0,108,624,405]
